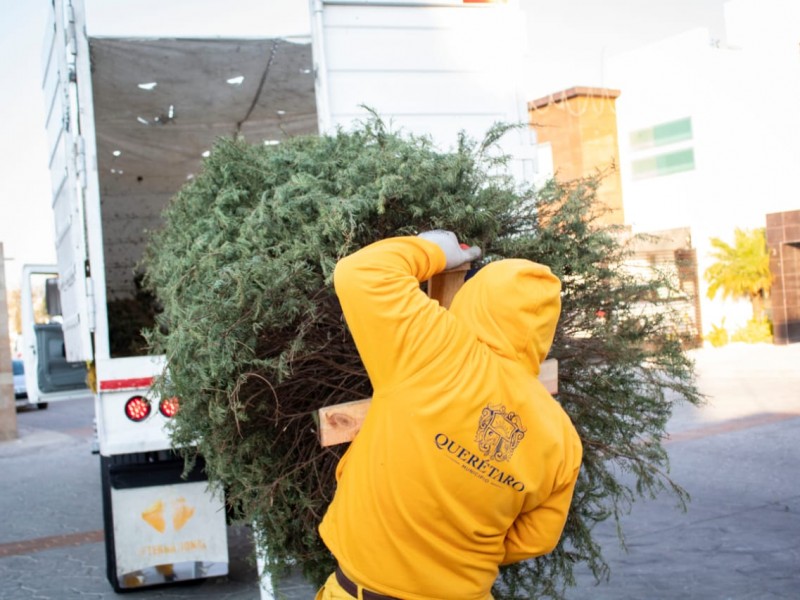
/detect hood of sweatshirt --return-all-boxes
[448,259,562,376]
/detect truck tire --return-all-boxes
[37,402,49,410]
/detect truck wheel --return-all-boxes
[37,402,49,410]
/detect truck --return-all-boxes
[38,0,532,592]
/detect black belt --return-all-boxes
[335,567,400,600]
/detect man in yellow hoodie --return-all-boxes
[317,231,583,600]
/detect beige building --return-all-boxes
[528,87,624,228]
[528,86,703,345]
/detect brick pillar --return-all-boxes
[528,87,624,227]
[0,242,18,441]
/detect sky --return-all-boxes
[0,0,728,290]
[0,0,56,288]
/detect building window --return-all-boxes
[630,117,693,150]
[632,148,695,179]
[629,116,695,180]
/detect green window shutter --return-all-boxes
[630,117,692,150]
[632,148,695,179]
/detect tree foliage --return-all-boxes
[704,227,772,320]
[142,118,701,598]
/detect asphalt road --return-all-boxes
[15,395,95,434]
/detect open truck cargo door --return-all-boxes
[41,0,94,363]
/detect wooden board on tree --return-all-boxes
[317,263,559,447]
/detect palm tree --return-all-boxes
[704,228,772,320]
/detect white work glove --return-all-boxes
[417,230,481,270]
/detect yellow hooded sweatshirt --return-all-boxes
[319,237,582,600]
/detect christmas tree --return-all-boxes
[143,118,701,598]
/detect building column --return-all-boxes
[0,242,19,441]
[528,86,624,227]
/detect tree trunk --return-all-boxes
[751,291,765,321]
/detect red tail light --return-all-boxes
[125,396,151,422]
[159,396,180,418]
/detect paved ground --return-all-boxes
[566,343,800,600]
[1,343,799,599]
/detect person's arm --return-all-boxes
[501,430,582,564]
[333,234,478,390]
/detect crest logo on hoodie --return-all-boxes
[475,404,526,462]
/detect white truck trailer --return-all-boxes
[39,0,531,592]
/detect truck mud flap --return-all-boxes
[100,452,228,592]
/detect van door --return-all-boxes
[34,323,89,394]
